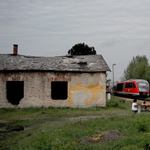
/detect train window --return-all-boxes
[125,83,130,88]
[125,82,135,88]
[117,83,123,91]
[132,83,136,88]
[138,83,147,87]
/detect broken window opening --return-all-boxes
[51,81,68,100]
[6,81,24,105]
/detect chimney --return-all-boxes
[13,44,18,55]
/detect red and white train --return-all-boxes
[115,79,149,98]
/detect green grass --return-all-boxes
[145,96,150,101]
[1,97,150,150]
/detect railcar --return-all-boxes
[115,79,149,98]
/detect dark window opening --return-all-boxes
[117,83,123,91]
[7,81,24,105]
[51,81,68,100]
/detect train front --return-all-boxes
[137,80,149,98]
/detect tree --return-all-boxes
[68,43,96,55]
[121,55,150,83]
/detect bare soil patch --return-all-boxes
[87,130,122,145]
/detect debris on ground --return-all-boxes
[87,130,122,144]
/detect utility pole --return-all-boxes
[112,63,116,97]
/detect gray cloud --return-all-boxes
[1,0,150,81]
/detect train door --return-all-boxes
[131,82,136,94]
[129,83,133,93]
[123,83,125,93]
[125,82,133,94]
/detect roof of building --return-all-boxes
[0,54,111,72]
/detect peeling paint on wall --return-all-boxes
[68,74,106,107]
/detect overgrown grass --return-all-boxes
[1,97,150,149]
[0,97,132,121]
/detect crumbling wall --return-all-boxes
[0,72,106,108]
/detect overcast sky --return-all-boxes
[1,0,150,81]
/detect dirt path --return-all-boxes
[24,114,130,131]
[115,96,150,105]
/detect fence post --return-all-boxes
[107,92,111,100]
[138,104,141,114]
